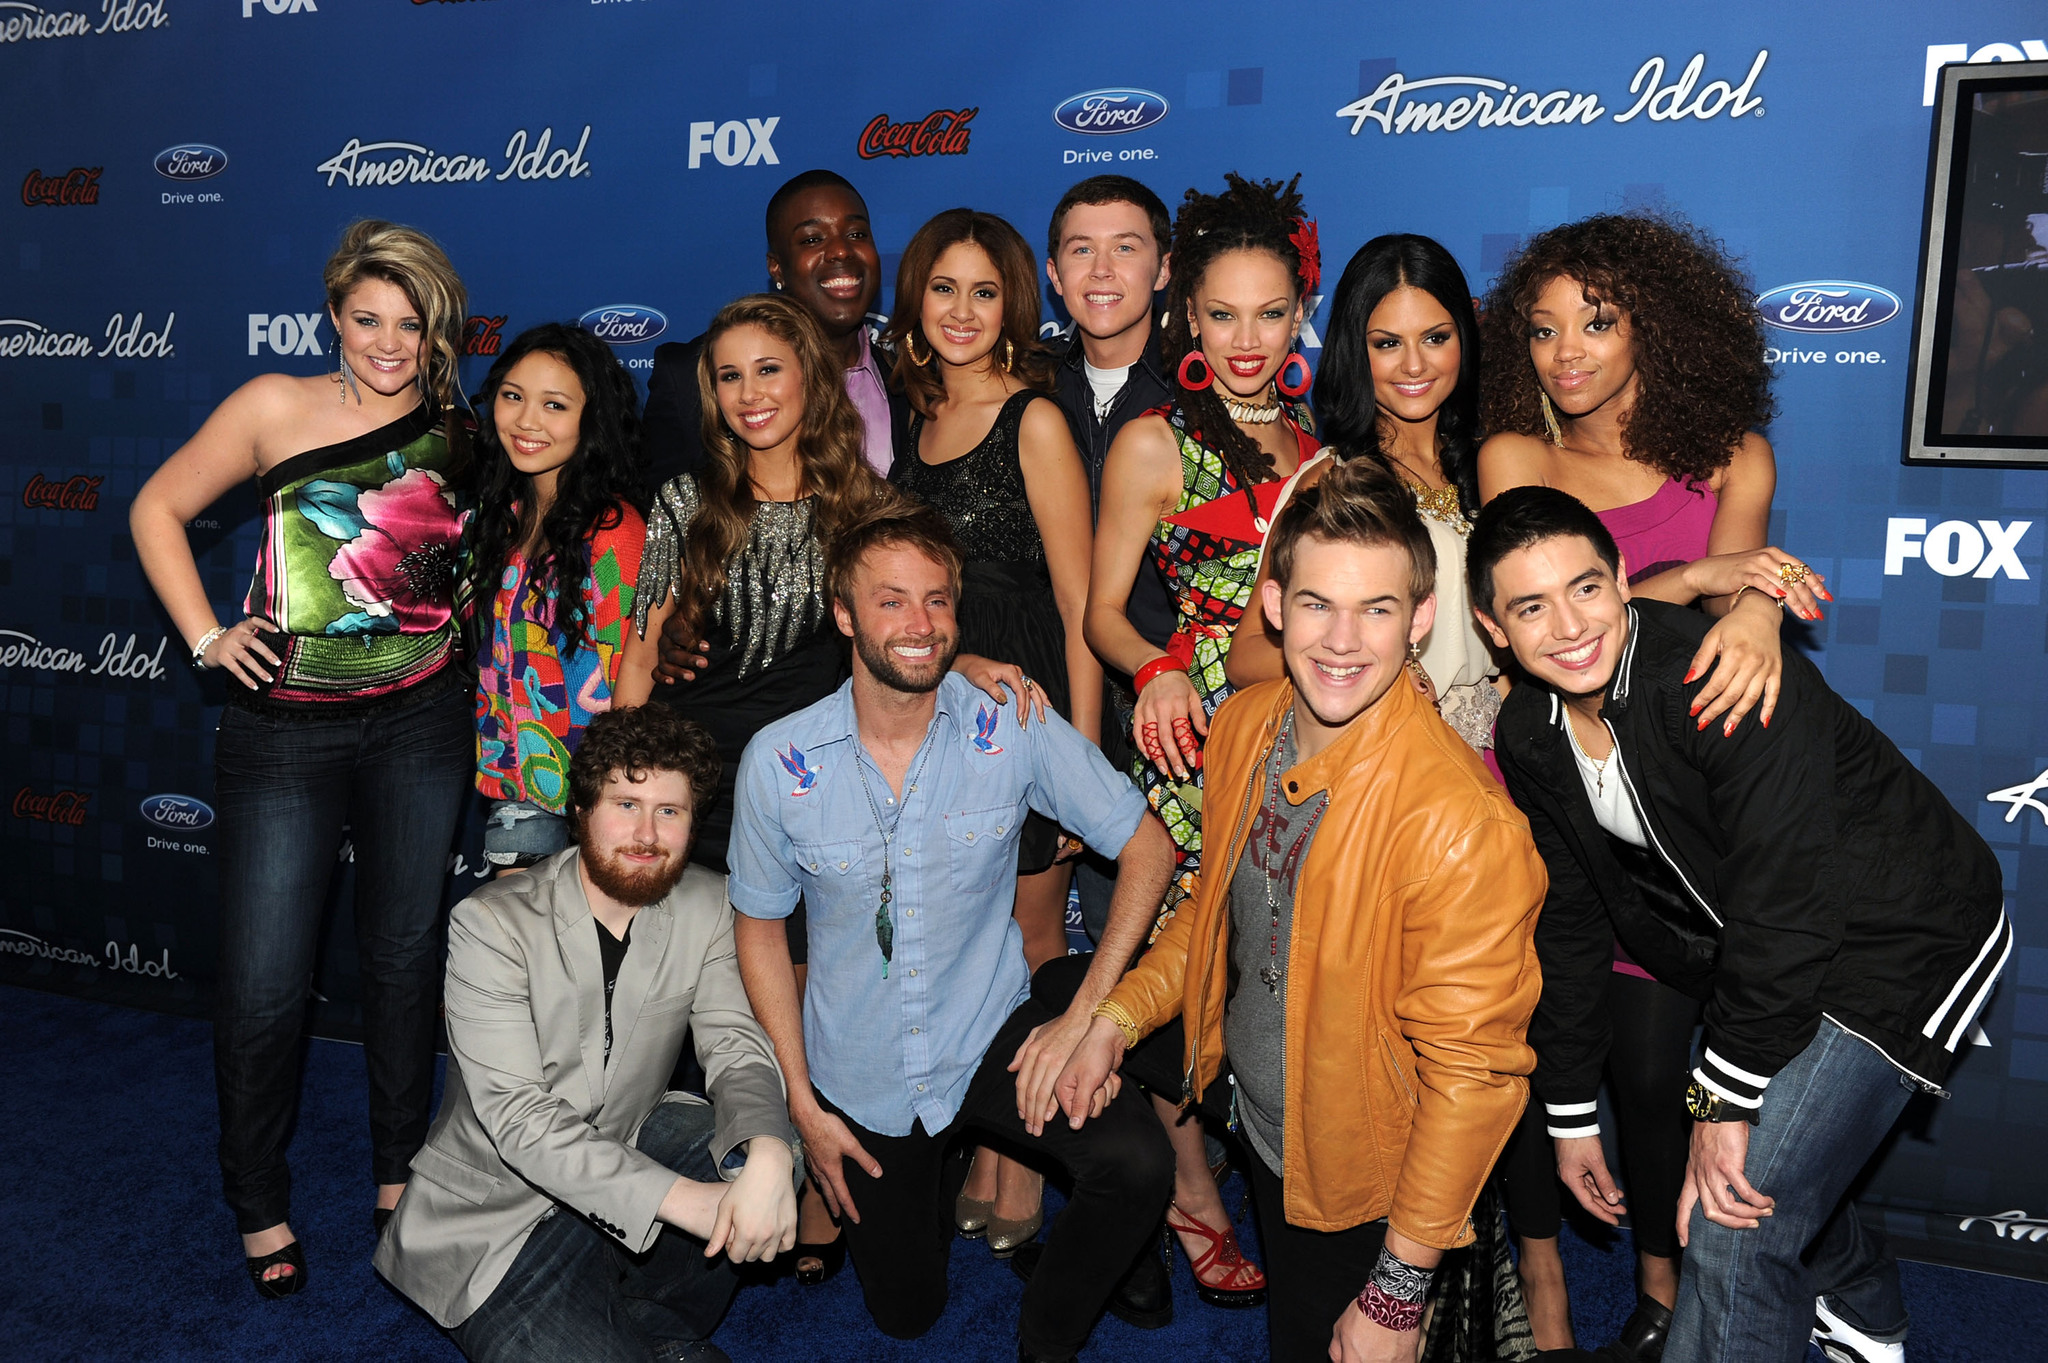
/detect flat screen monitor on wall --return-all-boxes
[1905,56,2048,466]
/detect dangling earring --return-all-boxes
[1540,390,1564,445]
[1177,350,1211,391]
[337,341,362,405]
[1000,337,1014,373]
[904,330,931,367]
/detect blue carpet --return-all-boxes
[3,982,2043,1362]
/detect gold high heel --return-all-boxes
[986,1207,1044,1259]
[954,1190,995,1239]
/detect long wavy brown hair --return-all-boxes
[884,208,1056,418]
[673,294,881,643]
[1478,213,1774,486]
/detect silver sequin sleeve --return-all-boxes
[631,475,701,640]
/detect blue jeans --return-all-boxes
[1666,1019,1916,1363]
[211,678,471,1233]
[450,1097,737,1363]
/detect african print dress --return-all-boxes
[1139,397,1316,932]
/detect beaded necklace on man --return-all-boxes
[1255,709,1329,993]
[852,734,936,979]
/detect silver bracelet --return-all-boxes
[190,624,228,668]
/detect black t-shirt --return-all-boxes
[597,918,632,1066]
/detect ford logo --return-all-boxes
[1052,88,1170,136]
[139,794,214,831]
[1755,280,1900,334]
[579,305,667,345]
[154,144,228,181]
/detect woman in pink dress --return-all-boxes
[1476,213,1830,1362]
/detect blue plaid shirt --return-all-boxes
[727,672,1147,1136]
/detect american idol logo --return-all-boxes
[154,144,226,181]
[1052,89,1169,136]
[579,305,666,345]
[1755,281,1901,334]
[139,793,214,830]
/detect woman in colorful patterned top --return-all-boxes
[1082,173,1320,1310]
[131,220,471,1298]
[462,323,647,872]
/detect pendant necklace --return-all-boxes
[1258,710,1327,994]
[854,733,935,979]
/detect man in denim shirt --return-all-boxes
[728,500,1177,1363]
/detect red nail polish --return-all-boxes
[1697,716,1709,731]
[1762,715,1770,729]
[1683,669,1698,684]
[1725,721,1735,737]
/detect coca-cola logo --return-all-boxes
[579,305,667,345]
[21,166,100,206]
[22,473,103,510]
[0,313,174,359]
[12,786,89,825]
[153,143,225,181]
[464,314,506,356]
[315,125,590,187]
[1755,281,1901,334]
[0,0,168,42]
[139,793,214,830]
[857,108,977,160]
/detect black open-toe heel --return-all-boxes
[245,1240,307,1300]
[793,1234,845,1286]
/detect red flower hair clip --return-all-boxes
[1289,217,1321,294]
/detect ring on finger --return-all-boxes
[1776,561,1809,588]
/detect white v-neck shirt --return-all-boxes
[1566,716,1647,848]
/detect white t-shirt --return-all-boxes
[1566,716,1647,848]
[1083,361,1129,419]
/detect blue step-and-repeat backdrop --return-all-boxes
[4,0,2046,1277]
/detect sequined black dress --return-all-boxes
[634,475,844,873]
[892,390,1071,872]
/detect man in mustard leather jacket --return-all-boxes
[1054,459,1546,1363]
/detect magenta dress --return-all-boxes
[1598,478,1718,979]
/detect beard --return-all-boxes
[854,627,960,695]
[580,836,689,907]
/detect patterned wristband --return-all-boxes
[1357,1281,1424,1332]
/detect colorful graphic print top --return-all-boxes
[473,503,645,814]
[243,404,466,704]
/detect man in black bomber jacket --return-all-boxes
[1470,487,2009,1363]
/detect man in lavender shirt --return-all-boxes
[643,169,909,490]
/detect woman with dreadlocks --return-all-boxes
[1077,172,1320,1312]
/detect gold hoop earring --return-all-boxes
[905,330,931,367]
[1539,390,1565,445]
[1001,337,1014,373]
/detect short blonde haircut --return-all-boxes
[322,219,467,410]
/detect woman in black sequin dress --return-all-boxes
[885,208,1100,1252]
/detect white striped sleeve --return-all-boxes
[1693,1046,1769,1109]
[1545,1100,1601,1139]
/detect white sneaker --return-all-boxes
[1812,1297,1905,1363]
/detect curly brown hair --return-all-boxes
[1478,213,1774,486]
[568,705,721,822]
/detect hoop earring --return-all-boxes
[904,330,931,367]
[1001,337,1014,373]
[1177,350,1211,391]
[1276,351,1312,398]
[1539,390,1564,445]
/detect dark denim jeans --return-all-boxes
[212,678,471,1233]
[450,1097,736,1363]
[1667,1019,1916,1363]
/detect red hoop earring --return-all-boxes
[1276,351,1313,398]
[1177,350,1211,391]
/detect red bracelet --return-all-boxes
[1133,655,1187,695]
[1357,1281,1424,1332]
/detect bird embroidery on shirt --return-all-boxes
[777,744,818,797]
[972,705,1005,755]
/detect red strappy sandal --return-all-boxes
[1165,1203,1267,1308]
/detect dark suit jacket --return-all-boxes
[642,328,913,493]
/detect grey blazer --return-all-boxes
[374,852,794,1328]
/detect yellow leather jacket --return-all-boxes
[1099,677,1545,1248]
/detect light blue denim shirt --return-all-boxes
[728,671,1147,1137]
